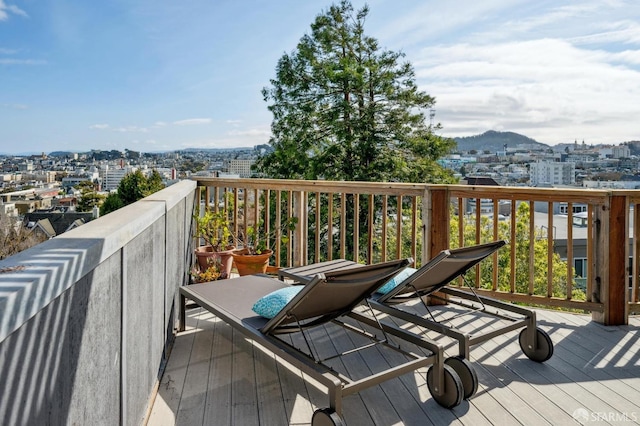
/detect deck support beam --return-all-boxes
[592,194,628,325]
[425,187,450,305]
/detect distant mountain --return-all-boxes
[0,152,41,157]
[180,147,253,153]
[453,130,549,153]
[48,151,75,157]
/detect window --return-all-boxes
[574,258,587,290]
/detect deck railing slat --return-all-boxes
[194,177,634,324]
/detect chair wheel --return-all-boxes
[519,328,553,362]
[445,356,478,399]
[312,408,345,426]
[427,364,464,408]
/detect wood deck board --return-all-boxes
[230,327,260,425]
[456,304,638,423]
[377,303,553,425]
[329,322,415,426]
[386,306,552,426]
[254,345,290,425]
[147,311,198,426]
[150,306,640,426]
[305,320,374,425]
[174,311,215,426]
[203,317,233,426]
[460,307,640,424]
[456,311,590,425]
[344,316,465,426]
[531,312,640,414]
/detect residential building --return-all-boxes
[612,144,631,159]
[102,165,137,191]
[225,159,254,178]
[529,161,575,186]
[24,211,94,237]
[0,201,17,218]
[62,172,101,189]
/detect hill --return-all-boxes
[453,130,549,153]
[48,151,76,157]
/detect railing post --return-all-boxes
[425,187,450,305]
[592,194,628,325]
[426,187,450,259]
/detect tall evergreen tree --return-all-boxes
[256,0,456,183]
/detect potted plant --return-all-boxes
[194,209,235,279]
[191,260,222,283]
[231,217,298,276]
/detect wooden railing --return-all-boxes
[194,177,637,325]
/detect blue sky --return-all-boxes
[1,0,639,154]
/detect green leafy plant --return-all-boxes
[240,217,298,255]
[100,169,165,215]
[194,209,234,251]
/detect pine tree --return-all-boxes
[256,0,455,183]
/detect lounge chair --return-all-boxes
[179,258,466,426]
[278,241,554,399]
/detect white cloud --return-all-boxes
[2,103,27,109]
[89,124,149,133]
[0,43,43,67]
[226,119,242,125]
[177,126,271,149]
[227,128,270,137]
[113,126,148,133]
[154,121,167,127]
[501,3,601,34]
[0,0,28,21]
[173,118,212,126]
[130,139,158,147]
[376,0,530,48]
[444,1,636,47]
[0,58,45,65]
[570,20,640,45]
[414,36,640,144]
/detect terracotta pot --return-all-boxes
[231,248,273,276]
[195,245,235,279]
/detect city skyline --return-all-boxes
[1,0,639,154]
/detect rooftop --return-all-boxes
[149,303,640,425]
[2,178,638,426]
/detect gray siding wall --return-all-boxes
[0,180,196,426]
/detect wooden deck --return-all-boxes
[148,301,640,426]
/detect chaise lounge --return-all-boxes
[278,240,554,399]
[179,258,467,426]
